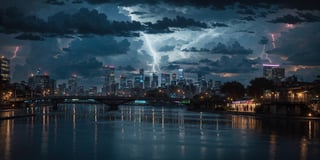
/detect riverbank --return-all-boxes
[189,108,320,120]
[0,107,35,120]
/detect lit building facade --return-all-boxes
[0,56,10,83]
[144,76,151,89]
[119,75,127,89]
[161,73,170,88]
[28,74,55,96]
[263,64,285,81]
[151,72,159,88]
[103,65,116,95]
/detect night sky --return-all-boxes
[1,0,320,86]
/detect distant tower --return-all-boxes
[0,56,10,84]
[68,74,77,95]
[160,73,170,88]
[144,76,151,89]
[263,64,285,81]
[103,65,116,95]
[119,75,127,89]
[151,72,159,88]
[178,68,184,81]
[171,73,177,86]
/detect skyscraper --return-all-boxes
[120,75,127,89]
[144,76,151,89]
[151,72,159,88]
[171,73,177,86]
[263,64,285,81]
[28,73,55,96]
[0,56,10,83]
[103,65,116,95]
[68,74,77,95]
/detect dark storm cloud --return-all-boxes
[145,16,207,33]
[0,7,143,36]
[15,33,44,41]
[158,45,175,52]
[212,42,253,55]
[211,56,261,73]
[235,30,255,34]
[268,14,304,24]
[199,58,213,64]
[239,16,255,21]
[83,0,320,10]
[161,64,180,71]
[258,36,268,45]
[182,41,253,55]
[170,61,198,65]
[182,47,210,52]
[130,11,148,15]
[211,22,228,27]
[182,56,260,75]
[268,23,320,66]
[72,0,83,4]
[237,9,256,15]
[296,12,320,22]
[117,65,136,71]
[65,36,130,56]
[46,0,65,5]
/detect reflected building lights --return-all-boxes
[269,132,277,160]
[41,106,49,157]
[300,137,308,160]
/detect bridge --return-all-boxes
[24,95,190,110]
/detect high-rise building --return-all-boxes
[144,76,151,89]
[139,68,144,88]
[272,67,285,81]
[171,73,177,86]
[68,74,77,95]
[127,79,133,89]
[120,75,127,89]
[263,64,285,81]
[0,56,10,83]
[178,68,184,81]
[103,65,116,95]
[151,72,159,88]
[28,73,55,96]
[161,73,170,88]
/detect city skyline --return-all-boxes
[0,0,320,86]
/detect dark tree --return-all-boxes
[220,81,245,100]
[247,77,274,100]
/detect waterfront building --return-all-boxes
[161,73,170,88]
[263,64,285,81]
[151,72,159,88]
[144,76,151,89]
[0,56,10,83]
[103,65,116,95]
[171,73,177,86]
[120,75,127,89]
[68,74,78,95]
[28,73,55,96]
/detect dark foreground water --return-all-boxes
[0,104,319,160]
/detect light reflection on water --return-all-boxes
[0,104,319,160]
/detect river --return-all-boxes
[0,104,319,160]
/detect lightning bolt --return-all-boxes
[260,44,272,63]
[141,32,161,73]
[271,33,276,49]
[11,46,20,59]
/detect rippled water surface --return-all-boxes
[0,104,319,160]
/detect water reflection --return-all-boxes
[0,104,319,160]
